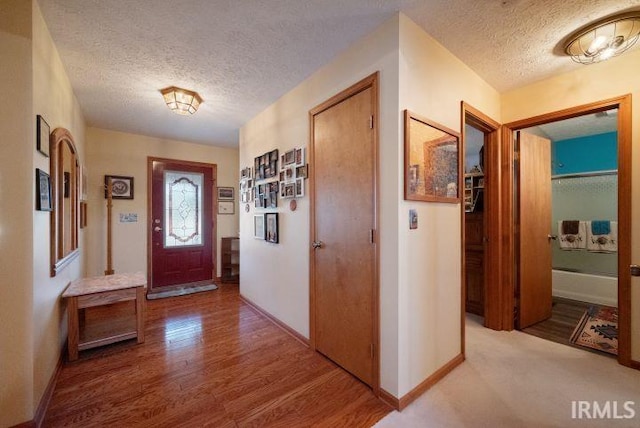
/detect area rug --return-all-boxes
[570,305,618,356]
[146,283,218,300]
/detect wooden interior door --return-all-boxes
[150,159,214,291]
[311,82,376,386]
[517,131,552,328]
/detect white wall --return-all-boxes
[85,127,239,278]
[501,48,640,361]
[397,15,501,397]
[240,15,401,394]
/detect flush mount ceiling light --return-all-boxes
[160,86,203,115]
[564,11,640,64]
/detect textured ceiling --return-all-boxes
[37,0,640,147]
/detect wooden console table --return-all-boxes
[62,272,146,361]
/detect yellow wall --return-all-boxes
[397,14,500,396]
[0,1,34,424]
[0,1,86,425]
[502,49,640,361]
[85,127,239,278]
[240,14,402,394]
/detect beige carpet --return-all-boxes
[376,314,640,428]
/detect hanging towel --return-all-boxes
[591,220,611,235]
[558,220,586,250]
[562,220,580,235]
[586,221,617,253]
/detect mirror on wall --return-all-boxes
[50,128,80,276]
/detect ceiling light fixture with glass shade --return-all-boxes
[564,11,640,64]
[160,86,203,115]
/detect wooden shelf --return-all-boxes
[221,237,240,283]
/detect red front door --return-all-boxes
[150,159,214,290]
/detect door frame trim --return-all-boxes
[146,157,218,292]
[461,103,502,350]
[500,95,632,366]
[308,72,380,394]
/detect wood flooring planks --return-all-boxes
[521,296,616,357]
[45,285,391,427]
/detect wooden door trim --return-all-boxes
[461,103,502,350]
[308,72,380,394]
[501,94,633,366]
[146,157,218,291]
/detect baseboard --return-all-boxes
[379,353,465,412]
[240,294,309,346]
[630,359,640,370]
[10,349,63,428]
[378,388,400,410]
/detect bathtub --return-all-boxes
[552,269,618,306]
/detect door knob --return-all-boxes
[154,226,163,232]
[312,240,324,249]
[547,234,558,241]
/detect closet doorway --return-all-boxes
[502,95,632,367]
[461,102,501,344]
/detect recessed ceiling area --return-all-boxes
[37,0,640,147]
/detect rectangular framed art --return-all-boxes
[218,187,234,200]
[36,168,52,211]
[254,214,265,239]
[404,110,460,203]
[104,175,134,199]
[265,212,279,243]
[218,200,235,215]
[36,115,50,157]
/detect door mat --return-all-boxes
[570,305,618,356]
[147,283,218,300]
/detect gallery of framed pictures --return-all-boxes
[403,110,460,203]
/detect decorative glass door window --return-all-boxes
[164,170,203,247]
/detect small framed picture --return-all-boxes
[285,167,294,181]
[218,187,234,200]
[295,147,305,166]
[104,175,134,199]
[283,182,295,198]
[35,168,52,211]
[265,212,279,243]
[295,178,304,197]
[295,164,308,179]
[284,149,296,166]
[36,115,50,157]
[254,214,265,239]
[218,200,235,215]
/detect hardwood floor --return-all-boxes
[45,285,391,427]
[521,297,615,357]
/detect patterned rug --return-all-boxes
[570,305,618,355]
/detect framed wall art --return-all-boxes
[218,200,235,215]
[36,115,50,157]
[36,168,52,211]
[404,110,460,203]
[104,175,134,199]
[218,187,234,200]
[254,214,265,239]
[265,212,279,243]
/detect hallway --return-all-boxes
[46,286,390,427]
[376,315,640,427]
